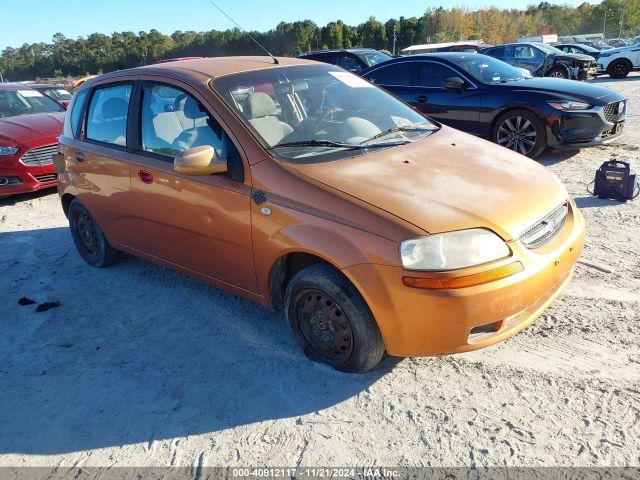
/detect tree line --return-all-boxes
[1,0,637,81]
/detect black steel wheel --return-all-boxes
[68,199,119,268]
[293,289,354,365]
[493,109,546,158]
[284,263,385,373]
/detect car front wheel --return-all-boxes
[493,109,547,158]
[284,263,385,373]
[547,66,569,78]
[68,199,120,268]
[608,59,632,78]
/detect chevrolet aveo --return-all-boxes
[56,56,584,373]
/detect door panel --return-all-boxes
[410,62,482,134]
[124,154,257,292]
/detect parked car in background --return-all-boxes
[361,53,626,158]
[0,84,65,196]
[401,40,490,55]
[297,48,391,73]
[607,38,629,49]
[29,83,73,108]
[57,56,584,372]
[596,43,640,78]
[483,42,597,80]
[555,43,601,61]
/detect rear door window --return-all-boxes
[366,63,416,86]
[86,84,132,146]
[63,88,89,138]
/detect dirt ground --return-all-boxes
[0,74,638,469]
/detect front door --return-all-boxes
[410,61,482,134]
[124,80,258,293]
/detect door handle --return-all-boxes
[415,95,428,103]
[75,152,85,163]
[138,170,154,184]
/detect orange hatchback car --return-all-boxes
[56,57,584,373]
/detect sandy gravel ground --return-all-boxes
[0,75,638,469]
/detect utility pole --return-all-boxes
[392,24,397,55]
[603,10,607,37]
[620,7,624,38]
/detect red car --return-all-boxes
[0,84,65,196]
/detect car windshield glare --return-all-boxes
[211,64,436,163]
[456,55,526,84]
[0,88,65,118]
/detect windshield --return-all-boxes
[576,44,600,53]
[211,64,437,163]
[357,51,392,67]
[0,88,65,118]
[534,43,565,55]
[455,55,527,84]
[42,87,72,101]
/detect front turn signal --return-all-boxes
[402,262,524,290]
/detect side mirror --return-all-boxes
[444,76,467,91]
[174,145,227,176]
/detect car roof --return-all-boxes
[300,49,378,56]
[0,83,38,91]
[85,56,316,86]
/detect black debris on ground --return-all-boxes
[18,297,37,306]
[35,301,60,313]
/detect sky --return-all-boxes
[0,0,599,50]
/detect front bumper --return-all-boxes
[342,202,585,357]
[545,104,626,150]
[0,161,57,196]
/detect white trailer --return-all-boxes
[517,34,558,44]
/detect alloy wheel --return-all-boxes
[496,116,538,156]
[294,288,354,364]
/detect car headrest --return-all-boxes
[274,80,309,95]
[248,92,277,118]
[102,98,128,119]
[175,94,205,120]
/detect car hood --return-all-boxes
[500,77,625,104]
[552,53,595,62]
[293,126,568,241]
[600,44,637,55]
[0,112,65,144]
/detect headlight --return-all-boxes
[400,229,510,271]
[547,101,592,111]
[0,146,19,156]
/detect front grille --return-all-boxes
[603,101,625,123]
[34,173,57,183]
[520,203,568,249]
[20,144,58,166]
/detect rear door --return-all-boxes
[515,45,545,74]
[123,78,258,293]
[64,79,136,246]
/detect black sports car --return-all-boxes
[554,43,601,61]
[482,42,597,80]
[360,53,626,158]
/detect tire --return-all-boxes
[607,59,632,79]
[492,109,547,159]
[284,263,385,373]
[546,66,569,79]
[68,199,119,268]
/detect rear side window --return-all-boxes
[341,56,363,72]
[367,63,415,86]
[86,84,132,146]
[62,89,89,138]
[486,46,504,58]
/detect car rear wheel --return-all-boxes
[493,109,547,159]
[547,67,569,79]
[68,199,119,268]
[607,59,632,78]
[284,263,385,373]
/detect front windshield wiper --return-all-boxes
[360,124,438,145]
[269,139,409,150]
